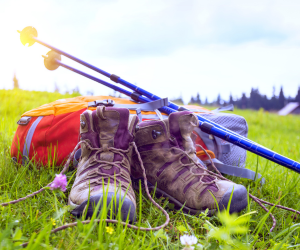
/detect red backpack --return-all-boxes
[12,95,260,183]
[11,95,210,166]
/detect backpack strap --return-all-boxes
[211,104,234,113]
[211,162,265,185]
[186,104,234,113]
[22,116,44,164]
[88,98,169,111]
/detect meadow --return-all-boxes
[1,89,300,249]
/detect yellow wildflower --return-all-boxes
[106,226,114,234]
[50,218,56,226]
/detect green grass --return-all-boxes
[1,89,300,249]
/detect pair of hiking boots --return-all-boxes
[68,106,248,221]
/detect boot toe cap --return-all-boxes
[70,192,136,222]
[218,184,248,213]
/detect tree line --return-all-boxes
[11,73,300,111]
[188,86,300,111]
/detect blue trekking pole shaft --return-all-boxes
[32,34,260,141]
[29,35,256,139]
[53,58,300,174]
[19,27,300,173]
[53,59,176,115]
[197,123,300,173]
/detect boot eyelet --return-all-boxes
[152,130,162,139]
[80,120,86,129]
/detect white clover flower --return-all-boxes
[180,235,198,250]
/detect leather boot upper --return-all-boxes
[69,106,139,208]
[132,111,238,211]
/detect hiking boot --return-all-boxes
[132,111,248,214]
[68,106,139,221]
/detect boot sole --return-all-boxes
[132,178,248,215]
[69,193,136,222]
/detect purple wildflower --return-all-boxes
[50,174,67,192]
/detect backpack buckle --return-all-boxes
[17,116,31,126]
[88,99,115,108]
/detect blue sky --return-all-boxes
[1,0,300,103]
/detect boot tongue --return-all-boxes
[95,107,138,162]
[96,106,119,162]
[169,111,199,162]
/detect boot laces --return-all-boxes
[78,141,132,191]
[172,146,218,186]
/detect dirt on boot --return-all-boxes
[132,111,248,215]
[69,106,139,221]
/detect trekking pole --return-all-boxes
[18,26,300,173]
[40,49,300,174]
[41,50,177,115]
[17,27,254,140]
[16,27,261,143]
